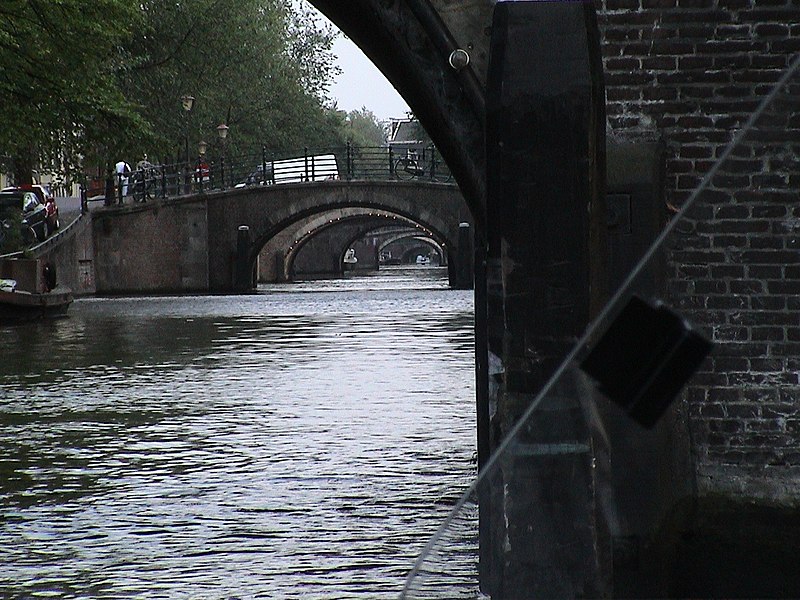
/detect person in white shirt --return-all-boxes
[115,160,131,200]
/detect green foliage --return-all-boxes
[287,2,341,102]
[0,0,147,182]
[340,107,388,148]
[0,0,386,183]
[120,0,343,162]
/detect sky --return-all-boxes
[327,29,412,123]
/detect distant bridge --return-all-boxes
[32,178,472,295]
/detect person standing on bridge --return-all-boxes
[115,160,131,204]
[194,155,210,191]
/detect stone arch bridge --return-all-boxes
[38,179,471,295]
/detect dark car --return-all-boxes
[2,184,59,236]
[0,189,49,245]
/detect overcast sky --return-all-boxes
[324,27,412,122]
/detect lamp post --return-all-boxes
[217,123,229,188]
[181,95,195,193]
[196,139,208,192]
[181,95,195,163]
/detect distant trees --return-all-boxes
[336,107,388,148]
[0,1,390,186]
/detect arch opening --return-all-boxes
[252,205,450,282]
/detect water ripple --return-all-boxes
[0,268,476,598]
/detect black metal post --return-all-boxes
[262,146,267,185]
[104,164,114,207]
[182,100,195,195]
[185,106,192,176]
[235,225,252,292]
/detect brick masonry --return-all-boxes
[596,0,800,499]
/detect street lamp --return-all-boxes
[181,96,195,164]
[181,95,195,193]
[217,123,229,188]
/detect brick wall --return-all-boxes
[596,0,800,498]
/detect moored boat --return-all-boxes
[0,258,73,323]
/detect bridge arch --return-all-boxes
[283,210,446,281]
[378,231,445,265]
[205,180,470,290]
[307,1,489,224]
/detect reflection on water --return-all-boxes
[0,266,476,598]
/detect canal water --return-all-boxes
[0,266,477,599]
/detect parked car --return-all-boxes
[1,185,59,236]
[0,189,49,245]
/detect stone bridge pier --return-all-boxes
[311,0,610,594]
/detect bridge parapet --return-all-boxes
[91,144,455,206]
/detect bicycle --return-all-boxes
[393,152,427,181]
[392,150,453,183]
[132,161,162,203]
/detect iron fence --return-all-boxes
[89,144,454,205]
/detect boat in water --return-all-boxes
[0,258,72,323]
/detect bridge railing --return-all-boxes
[88,144,454,204]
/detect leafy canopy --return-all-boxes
[0,0,145,181]
[0,0,389,183]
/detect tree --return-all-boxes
[0,0,362,187]
[286,1,341,102]
[0,0,145,184]
[340,107,387,148]
[120,0,343,164]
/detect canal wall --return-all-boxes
[594,3,800,595]
[91,199,210,294]
[598,0,800,505]
[34,213,96,296]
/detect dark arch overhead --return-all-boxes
[308,0,489,226]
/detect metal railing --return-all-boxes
[88,144,454,205]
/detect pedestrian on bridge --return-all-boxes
[115,160,131,204]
